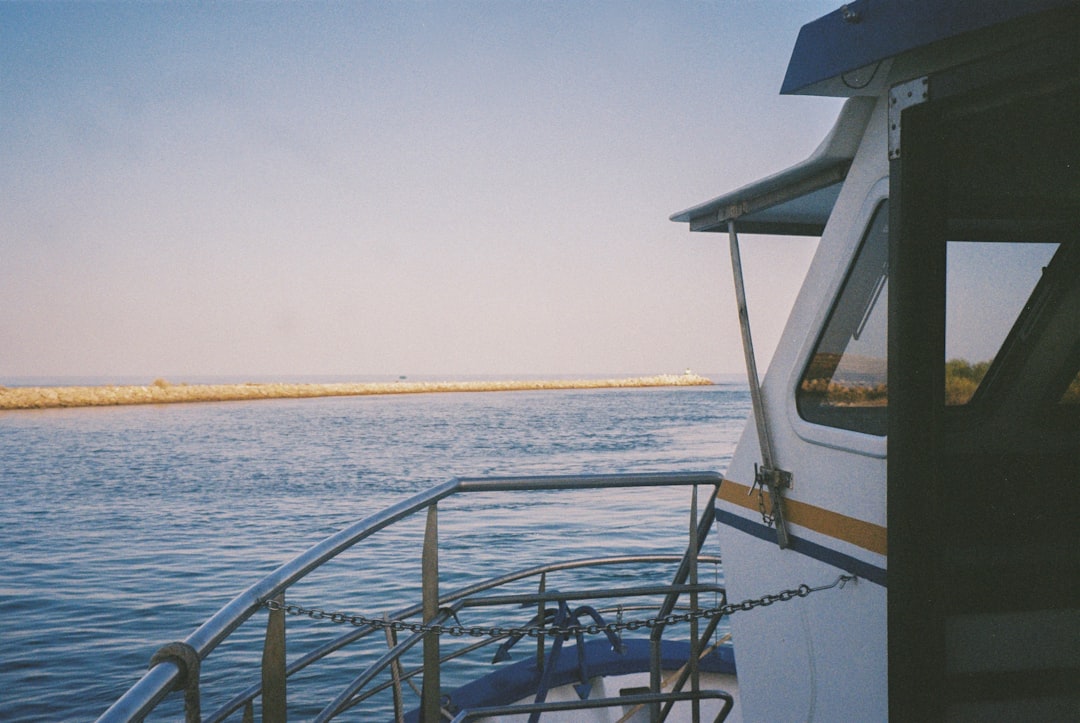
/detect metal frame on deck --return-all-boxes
[98,471,727,723]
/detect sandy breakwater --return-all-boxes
[0,374,713,410]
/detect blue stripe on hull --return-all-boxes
[715,507,888,587]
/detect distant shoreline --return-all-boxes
[0,374,713,410]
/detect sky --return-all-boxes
[1,1,844,381]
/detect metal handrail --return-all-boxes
[315,603,466,723]
[651,486,717,720]
[97,470,723,722]
[207,554,721,721]
[207,554,721,722]
[450,689,735,722]
[331,600,720,716]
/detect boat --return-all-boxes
[100,1,1079,720]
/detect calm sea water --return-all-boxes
[0,383,749,721]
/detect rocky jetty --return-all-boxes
[0,374,713,410]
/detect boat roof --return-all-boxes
[669,97,873,235]
[671,0,1077,236]
[781,0,1079,96]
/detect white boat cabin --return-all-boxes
[672,1,1079,720]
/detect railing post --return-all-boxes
[650,633,662,722]
[536,572,546,673]
[421,504,441,722]
[262,592,287,723]
[384,613,406,723]
[688,485,701,723]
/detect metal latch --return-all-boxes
[888,76,930,160]
[751,464,792,549]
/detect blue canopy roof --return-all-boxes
[781,0,1078,96]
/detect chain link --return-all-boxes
[264,574,855,639]
[756,485,774,527]
[753,463,775,527]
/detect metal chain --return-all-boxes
[264,574,855,639]
[752,463,775,527]
[756,485,774,527]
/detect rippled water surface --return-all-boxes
[0,384,749,721]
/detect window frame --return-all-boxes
[787,180,889,458]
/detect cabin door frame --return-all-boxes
[887,18,1079,720]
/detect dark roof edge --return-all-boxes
[781,0,1079,96]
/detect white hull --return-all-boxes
[480,672,740,723]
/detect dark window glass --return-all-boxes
[797,202,889,435]
[945,241,1058,405]
[1061,369,1080,405]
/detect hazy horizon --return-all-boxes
[2,1,842,380]
[0,370,747,388]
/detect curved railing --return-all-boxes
[98,471,726,722]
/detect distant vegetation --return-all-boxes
[799,353,887,407]
[799,377,888,406]
[1062,372,1080,404]
[800,356,994,407]
[944,358,990,406]
[802,358,1080,407]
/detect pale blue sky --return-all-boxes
[2,1,842,380]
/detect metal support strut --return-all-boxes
[262,592,287,723]
[728,220,791,548]
[421,504,441,722]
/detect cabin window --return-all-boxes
[797,201,889,435]
[945,241,1059,405]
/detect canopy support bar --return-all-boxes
[728,220,791,549]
